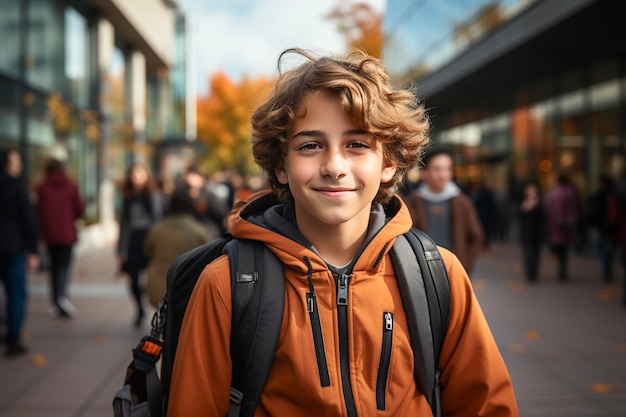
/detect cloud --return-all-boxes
[180,0,386,95]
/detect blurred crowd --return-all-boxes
[2,145,626,358]
[0,147,266,356]
[399,146,626,307]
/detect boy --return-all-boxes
[168,49,518,416]
[407,147,485,273]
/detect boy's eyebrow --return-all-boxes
[291,128,370,139]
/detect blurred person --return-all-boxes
[583,175,618,282]
[545,173,579,281]
[182,165,221,237]
[36,158,84,318]
[117,163,163,327]
[518,180,545,282]
[607,177,626,307]
[205,170,234,235]
[0,148,39,357]
[144,185,212,309]
[406,147,484,273]
[468,179,497,249]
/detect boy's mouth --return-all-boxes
[314,187,355,197]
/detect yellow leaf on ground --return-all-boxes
[598,288,618,300]
[525,329,540,341]
[93,335,107,344]
[591,383,618,394]
[508,343,528,354]
[30,354,47,367]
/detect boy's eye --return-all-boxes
[297,142,321,151]
[347,141,370,149]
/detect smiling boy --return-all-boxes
[167,49,519,417]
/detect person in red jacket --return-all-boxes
[36,158,84,318]
[168,48,518,417]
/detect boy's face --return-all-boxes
[276,90,396,233]
[421,153,453,193]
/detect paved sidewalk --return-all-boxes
[472,244,626,417]
[0,240,624,417]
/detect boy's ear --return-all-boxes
[380,163,397,184]
[275,165,289,185]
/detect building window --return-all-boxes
[0,0,20,78]
[65,7,89,107]
[27,0,63,91]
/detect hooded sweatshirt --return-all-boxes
[36,170,84,245]
[168,190,518,417]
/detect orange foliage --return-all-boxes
[326,2,383,58]
[196,72,271,174]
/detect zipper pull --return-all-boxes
[384,312,393,331]
[337,273,350,306]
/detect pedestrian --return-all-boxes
[35,158,84,318]
[117,163,163,327]
[468,179,497,249]
[545,173,579,281]
[607,176,626,307]
[167,48,518,416]
[0,148,39,357]
[583,175,618,282]
[406,147,485,273]
[518,180,545,282]
[182,165,222,237]
[144,185,212,309]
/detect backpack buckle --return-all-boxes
[132,335,163,372]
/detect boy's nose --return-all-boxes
[321,151,347,179]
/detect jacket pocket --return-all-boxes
[376,312,393,410]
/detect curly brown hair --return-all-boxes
[251,48,429,205]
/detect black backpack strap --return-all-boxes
[389,228,450,417]
[224,239,285,417]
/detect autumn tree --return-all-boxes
[196,72,270,175]
[326,1,383,58]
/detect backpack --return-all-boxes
[112,228,450,417]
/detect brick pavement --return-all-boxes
[0,238,624,417]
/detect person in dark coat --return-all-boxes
[36,158,84,318]
[0,148,39,357]
[518,180,545,282]
[583,175,618,282]
[117,163,163,327]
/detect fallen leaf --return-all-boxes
[30,354,47,367]
[525,329,539,341]
[93,335,107,344]
[508,343,528,354]
[598,288,618,300]
[591,383,618,394]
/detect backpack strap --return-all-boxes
[224,239,285,417]
[389,228,450,417]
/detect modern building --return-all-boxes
[384,0,626,207]
[0,0,194,225]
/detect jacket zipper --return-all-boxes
[304,257,330,387]
[376,312,394,410]
[337,272,358,417]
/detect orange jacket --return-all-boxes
[168,191,518,417]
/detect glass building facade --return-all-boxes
[0,0,190,223]
[383,0,626,234]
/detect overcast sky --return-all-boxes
[177,0,386,96]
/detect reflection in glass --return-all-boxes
[0,0,20,77]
